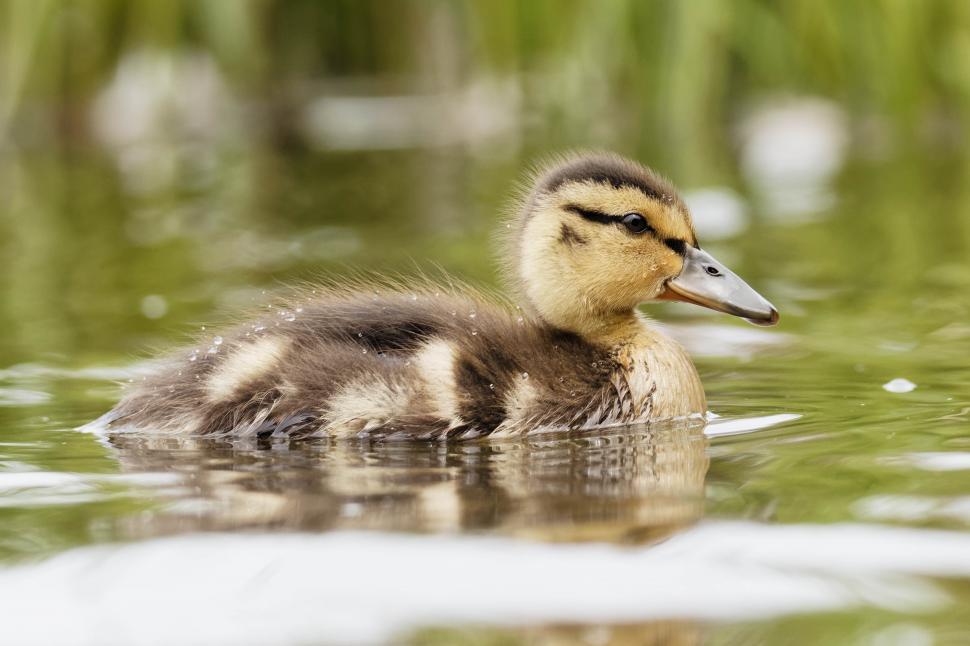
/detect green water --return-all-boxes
[2,1,970,642]
[2,141,970,642]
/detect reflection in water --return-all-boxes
[107,420,708,545]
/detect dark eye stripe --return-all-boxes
[564,205,615,225]
[565,204,658,234]
[664,238,687,255]
[564,205,691,254]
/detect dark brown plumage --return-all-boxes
[101,289,621,440]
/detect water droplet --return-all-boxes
[883,378,917,394]
[213,336,223,346]
[521,372,529,380]
[285,315,296,322]
[201,325,206,331]
[357,332,364,338]
[591,361,598,368]
[207,346,219,355]
[516,316,524,324]
[362,349,368,354]
[471,330,478,336]
[450,310,457,316]
[469,312,477,319]
[558,376,565,383]
[489,383,495,390]
[506,223,512,229]
[254,325,266,332]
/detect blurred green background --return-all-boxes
[1,0,968,366]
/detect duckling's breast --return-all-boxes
[616,338,706,422]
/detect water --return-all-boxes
[2,142,969,644]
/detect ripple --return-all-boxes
[881,452,970,472]
[705,413,802,438]
[0,388,52,406]
[0,362,158,382]
[0,471,183,509]
[853,495,970,524]
[0,472,97,508]
[661,322,794,359]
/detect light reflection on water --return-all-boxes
[4,521,970,645]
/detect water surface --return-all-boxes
[2,126,970,644]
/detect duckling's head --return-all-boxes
[510,152,778,336]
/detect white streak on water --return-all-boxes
[897,452,970,471]
[0,471,184,508]
[660,322,792,360]
[0,361,158,382]
[854,495,970,524]
[0,388,52,406]
[0,522,966,645]
[705,413,801,437]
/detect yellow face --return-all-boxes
[518,179,697,333]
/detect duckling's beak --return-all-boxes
[660,247,779,326]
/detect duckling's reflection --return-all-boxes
[109,419,708,544]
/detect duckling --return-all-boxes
[94,152,778,440]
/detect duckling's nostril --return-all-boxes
[705,266,722,277]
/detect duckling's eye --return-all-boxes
[621,213,651,234]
